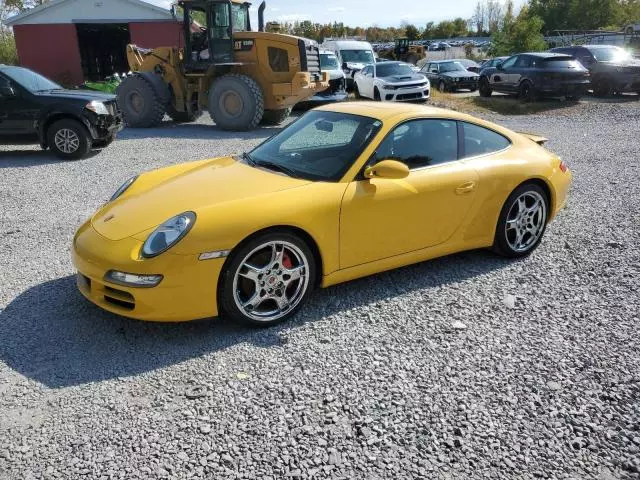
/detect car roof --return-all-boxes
[375,61,405,65]
[582,44,620,49]
[522,52,573,58]
[325,40,372,49]
[430,60,464,64]
[315,101,477,123]
[319,50,337,55]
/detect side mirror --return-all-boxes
[0,86,16,98]
[364,160,409,180]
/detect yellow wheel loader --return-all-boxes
[379,38,425,65]
[117,0,328,131]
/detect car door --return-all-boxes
[0,74,38,141]
[490,55,518,92]
[339,118,480,268]
[425,63,439,84]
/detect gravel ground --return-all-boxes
[0,100,639,480]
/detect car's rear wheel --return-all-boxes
[479,77,492,97]
[219,232,316,327]
[592,76,612,97]
[519,81,536,102]
[493,183,549,258]
[47,119,91,160]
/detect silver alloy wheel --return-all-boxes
[505,191,547,253]
[233,241,310,322]
[54,128,80,154]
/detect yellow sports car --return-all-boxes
[73,102,571,326]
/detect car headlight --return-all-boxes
[383,83,396,90]
[141,212,196,258]
[86,100,109,115]
[110,175,138,202]
[454,77,460,82]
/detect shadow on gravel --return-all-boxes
[0,149,100,168]
[116,121,289,142]
[0,250,508,388]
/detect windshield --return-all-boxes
[439,62,466,73]
[249,111,382,182]
[340,49,375,64]
[1,66,61,92]
[231,4,249,31]
[376,63,415,77]
[589,47,632,62]
[320,53,340,70]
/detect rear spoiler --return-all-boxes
[519,132,548,146]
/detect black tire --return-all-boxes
[374,87,381,101]
[93,133,116,149]
[218,231,317,327]
[167,106,202,123]
[208,74,264,131]
[479,77,492,97]
[261,108,292,125]
[492,183,549,258]
[117,75,166,128]
[47,118,91,160]
[519,80,536,102]
[353,82,361,99]
[592,76,612,97]
[438,81,447,93]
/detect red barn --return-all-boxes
[4,0,183,86]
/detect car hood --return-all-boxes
[381,73,427,84]
[35,88,116,102]
[326,69,345,80]
[92,157,311,241]
[441,71,479,79]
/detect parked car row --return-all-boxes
[477,45,640,101]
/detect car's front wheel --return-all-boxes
[479,77,492,97]
[438,81,447,93]
[219,232,316,327]
[47,119,92,160]
[493,183,549,258]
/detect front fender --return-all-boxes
[38,106,92,147]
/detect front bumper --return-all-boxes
[72,220,224,322]
[383,85,430,102]
[451,80,478,90]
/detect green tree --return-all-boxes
[490,8,547,56]
[404,24,420,40]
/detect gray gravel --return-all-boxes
[1,100,639,480]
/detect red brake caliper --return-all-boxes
[282,252,293,269]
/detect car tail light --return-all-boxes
[559,159,568,173]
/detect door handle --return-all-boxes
[455,181,476,195]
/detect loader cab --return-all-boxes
[180,0,252,71]
[395,38,410,57]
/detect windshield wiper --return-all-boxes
[253,159,298,178]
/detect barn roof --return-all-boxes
[4,0,175,27]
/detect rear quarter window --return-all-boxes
[542,58,581,69]
[461,122,511,158]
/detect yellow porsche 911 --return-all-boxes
[73,102,571,326]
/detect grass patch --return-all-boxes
[430,90,579,115]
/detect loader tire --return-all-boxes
[208,74,264,131]
[117,75,166,128]
[261,108,292,125]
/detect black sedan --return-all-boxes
[478,52,591,101]
[420,60,480,93]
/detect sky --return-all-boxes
[146,0,500,28]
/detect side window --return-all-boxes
[461,122,511,158]
[515,56,531,68]
[501,56,518,69]
[372,119,458,169]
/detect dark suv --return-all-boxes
[549,45,640,97]
[478,52,591,101]
[0,65,123,159]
